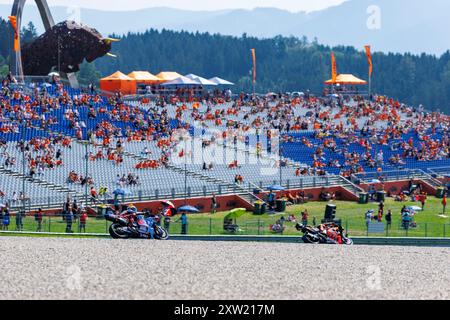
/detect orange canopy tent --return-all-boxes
[100,71,137,95]
[155,71,183,83]
[128,71,161,85]
[324,74,367,85]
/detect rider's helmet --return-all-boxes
[127,204,137,214]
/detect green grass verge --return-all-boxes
[1,197,449,238]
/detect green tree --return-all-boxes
[0,55,8,77]
[76,61,101,86]
[21,22,38,45]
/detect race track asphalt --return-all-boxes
[0,237,448,300]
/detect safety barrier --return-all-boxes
[1,231,450,247]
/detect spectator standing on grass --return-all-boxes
[15,210,24,231]
[301,209,309,226]
[66,210,73,233]
[178,212,188,235]
[419,193,427,210]
[72,200,78,217]
[378,201,384,216]
[385,209,392,229]
[63,198,70,217]
[401,210,411,230]
[2,209,10,230]
[79,211,87,233]
[365,210,373,228]
[211,193,217,214]
[267,191,276,211]
[164,215,171,233]
[35,208,43,232]
[442,195,447,215]
[368,185,376,201]
[114,196,120,211]
[377,208,383,222]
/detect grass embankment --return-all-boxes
[1,198,449,238]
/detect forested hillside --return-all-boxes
[1,18,450,112]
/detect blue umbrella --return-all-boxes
[178,205,200,213]
[267,185,286,191]
[113,188,132,196]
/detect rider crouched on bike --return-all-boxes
[318,223,344,244]
[126,205,155,239]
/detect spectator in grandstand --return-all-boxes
[0,190,6,206]
[88,83,96,94]
[234,174,244,184]
[10,192,18,205]
[375,150,384,166]
[90,187,98,201]
[19,192,27,205]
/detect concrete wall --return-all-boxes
[359,179,437,196]
[26,180,435,217]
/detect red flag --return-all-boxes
[178,149,185,158]
[251,48,256,84]
[331,52,337,83]
[8,16,19,52]
[365,45,373,77]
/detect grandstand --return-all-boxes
[1,78,449,211]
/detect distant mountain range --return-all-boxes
[1,0,449,55]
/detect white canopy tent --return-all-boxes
[209,77,234,85]
[160,76,201,86]
[185,74,217,86]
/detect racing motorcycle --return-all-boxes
[295,223,353,245]
[105,210,169,240]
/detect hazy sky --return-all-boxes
[0,0,347,12]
